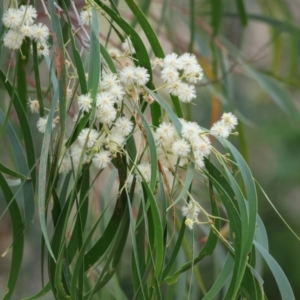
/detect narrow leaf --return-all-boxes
[234,0,248,26]
[254,241,295,300]
[0,172,24,300]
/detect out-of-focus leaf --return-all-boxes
[17,42,30,110]
[62,1,87,94]
[70,201,111,299]
[0,109,35,226]
[0,162,28,180]
[165,161,220,284]
[0,172,24,300]
[48,0,67,166]
[88,7,100,100]
[161,220,185,281]
[234,0,248,26]
[0,69,36,188]
[21,283,51,300]
[188,0,195,52]
[66,112,90,148]
[147,89,182,133]
[84,193,130,298]
[245,69,299,119]
[221,139,257,299]
[202,254,234,300]
[223,13,300,34]
[256,181,300,242]
[37,89,59,261]
[211,0,223,35]
[66,167,89,261]
[241,267,264,300]
[254,241,295,300]
[202,160,244,300]
[218,37,299,119]
[255,214,269,252]
[127,195,147,299]
[84,153,128,269]
[100,44,117,73]
[166,162,195,211]
[223,139,257,248]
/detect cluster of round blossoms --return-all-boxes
[26,18,238,228]
[58,62,151,174]
[152,53,203,103]
[2,5,50,56]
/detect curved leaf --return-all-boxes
[254,241,295,300]
[0,172,24,300]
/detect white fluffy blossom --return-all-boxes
[177,83,196,103]
[181,122,201,141]
[96,92,114,108]
[37,42,50,57]
[182,201,200,220]
[32,23,49,42]
[178,53,198,71]
[157,147,177,169]
[19,5,37,26]
[93,150,111,170]
[137,162,152,183]
[78,128,98,148]
[3,30,24,50]
[134,67,150,86]
[221,112,238,130]
[80,8,92,25]
[167,80,182,96]
[105,132,125,153]
[28,98,40,113]
[97,105,117,124]
[70,144,88,166]
[161,67,179,83]
[21,25,34,38]
[151,57,164,69]
[114,117,133,136]
[210,113,237,138]
[59,155,72,174]
[108,48,121,59]
[210,122,230,138]
[194,152,205,170]
[109,85,125,103]
[101,73,120,90]
[163,53,183,69]
[184,64,203,84]
[154,123,177,147]
[192,138,211,157]
[2,8,23,29]
[172,139,190,157]
[78,93,93,112]
[119,66,136,86]
[37,115,55,133]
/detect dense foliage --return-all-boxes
[0,1,299,299]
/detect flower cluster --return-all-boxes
[2,5,50,56]
[152,53,204,103]
[58,49,151,174]
[23,10,238,229]
[154,119,211,175]
[181,201,201,229]
[80,7,92,25]
[210,112,238,138]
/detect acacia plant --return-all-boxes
[0,1,298,299]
